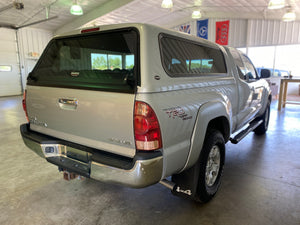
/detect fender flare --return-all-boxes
[258,86,272,116]
[181,100,231,171]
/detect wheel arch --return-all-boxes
[181,101,231,171]
[207,117,230,142]
[257,87,272,117]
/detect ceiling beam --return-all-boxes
[0,3,13,14]
[17,16,58,29]
[55,0,134,35]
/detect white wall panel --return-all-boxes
[172,18,247,48]
[0,28,21,97]
[172,18,300,48]
[248,19,300,47]
[229,19,247,48]
[208,18,247,48]
[17,28,53,90]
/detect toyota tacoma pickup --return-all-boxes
[20,23,271,203]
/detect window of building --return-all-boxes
[0,65,12,72]
[246,45,300,77]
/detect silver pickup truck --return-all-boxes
[20,23,271,203]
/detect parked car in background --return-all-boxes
[256,67,289,77]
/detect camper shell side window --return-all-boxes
[159,33,227,77]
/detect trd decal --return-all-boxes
[163,106,192,121]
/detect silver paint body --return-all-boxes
[26,24,270,181]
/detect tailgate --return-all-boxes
[27,86,136,158]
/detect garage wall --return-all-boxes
[207,18,247,48]
[248,19,300,47]
[172,18,300,48]
[172,18,247,47]
[0,28,22,97]
[17,27,53,91]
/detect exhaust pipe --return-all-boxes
[159,179,175,190]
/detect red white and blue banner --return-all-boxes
[179,24,191,34]
[215,20,230,45]
[197,19,208,39]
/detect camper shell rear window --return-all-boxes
[28,28,139,93]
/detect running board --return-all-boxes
[230,120,263,144]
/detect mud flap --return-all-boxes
[171,161,201,200]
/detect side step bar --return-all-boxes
[230,120,263,144]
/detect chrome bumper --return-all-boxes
[90,157,162,188]
[20,124,163,188]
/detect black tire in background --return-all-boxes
[254,102,270,135]
[195,129,225,203]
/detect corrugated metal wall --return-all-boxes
[0,28,22,97]
[173,18,247,47]
[248,19,300,47]
[205,18,247,48]
[172,18,300,48]
[17,27,53,91]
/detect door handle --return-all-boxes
[58,98,78,110]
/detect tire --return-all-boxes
[195,129,225,203]
[254,102,270,135]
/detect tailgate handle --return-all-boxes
[58,98,78,110]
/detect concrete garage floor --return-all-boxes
[0,96,299,225]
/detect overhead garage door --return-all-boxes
[0,28,22,97]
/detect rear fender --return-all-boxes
[181,101,231,171]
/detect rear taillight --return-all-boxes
[22,90,29,122]
[134,101,162,151]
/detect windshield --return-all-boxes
[28,28,139,93]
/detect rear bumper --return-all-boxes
[20,123,163,188]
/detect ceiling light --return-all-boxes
[70,2,83,15]
[13,2,24,10]
[192,10,201,19]
[268,0,285,9]
[161,0,173,9]
[282,9,296,22]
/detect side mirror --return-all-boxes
[260,69,271,78]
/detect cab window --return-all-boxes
[240,54,257,80]
[229,48,258,82]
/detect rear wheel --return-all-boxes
[254,102,270,135]
[195,129,225,203]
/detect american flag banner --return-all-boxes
[179,24,191,34]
